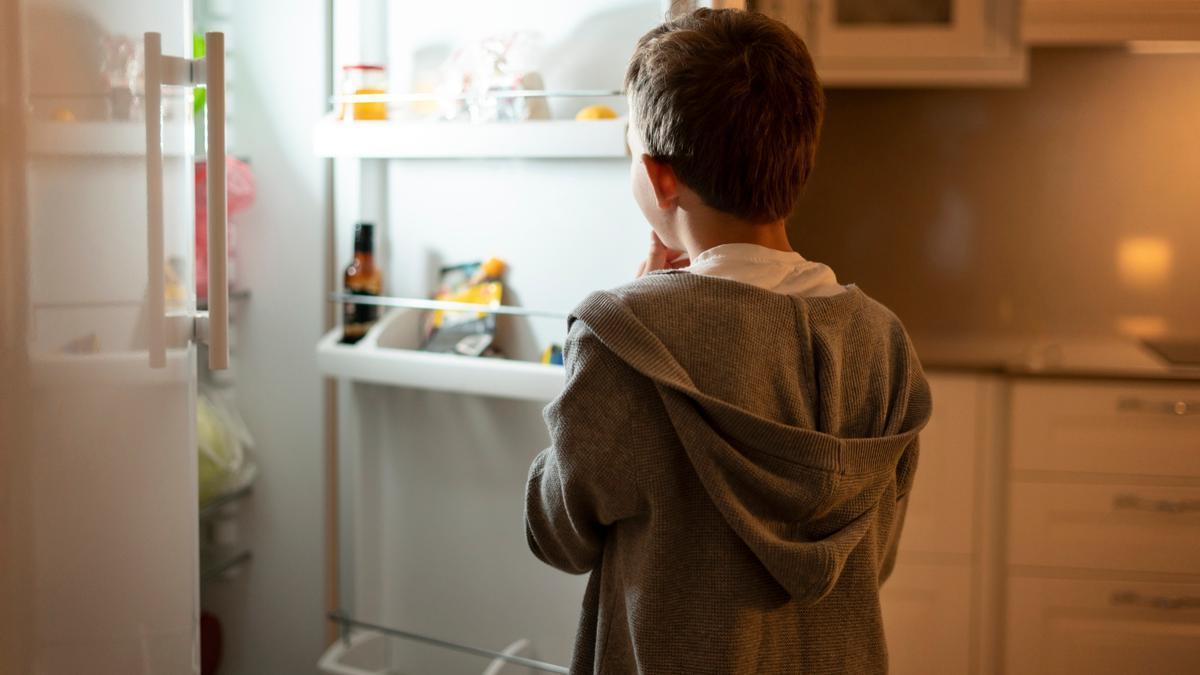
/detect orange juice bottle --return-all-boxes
[340,65,388,121]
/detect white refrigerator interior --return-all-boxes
[323,1,664,672]
[5,0,203,672]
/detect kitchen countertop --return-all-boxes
[911,333,1200,381]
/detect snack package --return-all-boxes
[540,344,563,366]
[422,257,507,357]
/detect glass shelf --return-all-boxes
[312,116,628,159]
[329,292,568,320]
[200,546,252,583]
[199,480,254,520]
[324,612,568,675]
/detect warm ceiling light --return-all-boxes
[1126,41,1200,55]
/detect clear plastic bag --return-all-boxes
[197,388,256,505]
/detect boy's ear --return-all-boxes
[641,154,679,210]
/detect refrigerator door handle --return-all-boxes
[143,32,166,369]
[203,32,229,371]
[142,32,228,371]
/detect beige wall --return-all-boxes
[790,48,1200,339]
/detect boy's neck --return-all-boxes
[674,210,794,261]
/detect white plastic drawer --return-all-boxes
[1010,381,1200,477]
[1007,576,1200,675]
[880,557,972,675]
[1009,481,1200,575]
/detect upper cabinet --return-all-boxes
[753,0,1027,86]
[1024,0,1200,44]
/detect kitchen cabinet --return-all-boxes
[1007,576,1200,675]
[753,0,1026,86]
[880,372,1007,675]
[1024,0,1200,44]
[881,559,974,674]
[886,370,1200,674]
[1006,378,1200,674]
[1009,380,1200,478]
[1009,481,1200,575]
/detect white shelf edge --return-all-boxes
[31,349,192,388]
[29,121,187,158]
[316,327,565,403]
[312,115,628,159]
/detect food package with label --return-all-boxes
[422,257,507,357]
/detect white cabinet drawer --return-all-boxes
[1011,381,1200,477]
[881,557,972,675]
[1007,576,1200,675]
[1010,481,1200,575]
[899,374,982,556]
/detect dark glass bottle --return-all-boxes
[341,223,383,344]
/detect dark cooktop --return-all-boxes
[1143,338,1200,367]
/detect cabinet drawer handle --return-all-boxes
[1111,590,1200,610]
[1112,494,1200,514]
[1117,397,1198,416]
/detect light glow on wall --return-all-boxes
[1116,314,1169,338]
[1117,237,1172,289]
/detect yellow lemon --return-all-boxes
[575,104,618,121]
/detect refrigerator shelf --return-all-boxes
[328,292,569,320]
[29,121,187,158]
[312,115,627,159]
[199,462,257,520]
[320,613,566,675]
[200,546,252,583]
[316,308,565,402]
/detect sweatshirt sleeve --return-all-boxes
[524,321,644,575]
[880,435,920,584]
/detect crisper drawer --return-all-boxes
[880,557,972,675]
[1010,381,1200,477]
[1009,481,1200,575]
[1006,576,1200,675]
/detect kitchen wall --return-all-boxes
[790,48,1200,340]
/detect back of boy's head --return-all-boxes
[625,8,824,224]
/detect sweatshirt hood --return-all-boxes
[570,279,931,604]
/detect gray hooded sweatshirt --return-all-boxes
[525,271,932,674]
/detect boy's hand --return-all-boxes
[636,231,689,278]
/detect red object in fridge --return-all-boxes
[196,157,255,301]
[200,611,223,675]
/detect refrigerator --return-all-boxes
[2,0,216,671]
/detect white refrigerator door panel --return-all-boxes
[2,0,201,673]
[29,155,192,308]
[32,375,197,674]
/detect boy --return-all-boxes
[525,8,931,674]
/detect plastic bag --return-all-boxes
[197,388,256,505]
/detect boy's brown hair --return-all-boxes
[625,8,824,224]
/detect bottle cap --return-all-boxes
[354,222,375,252]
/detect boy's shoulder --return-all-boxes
[572,271,903,341]
[595,270,897,321]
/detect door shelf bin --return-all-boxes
[316,308,565,402]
